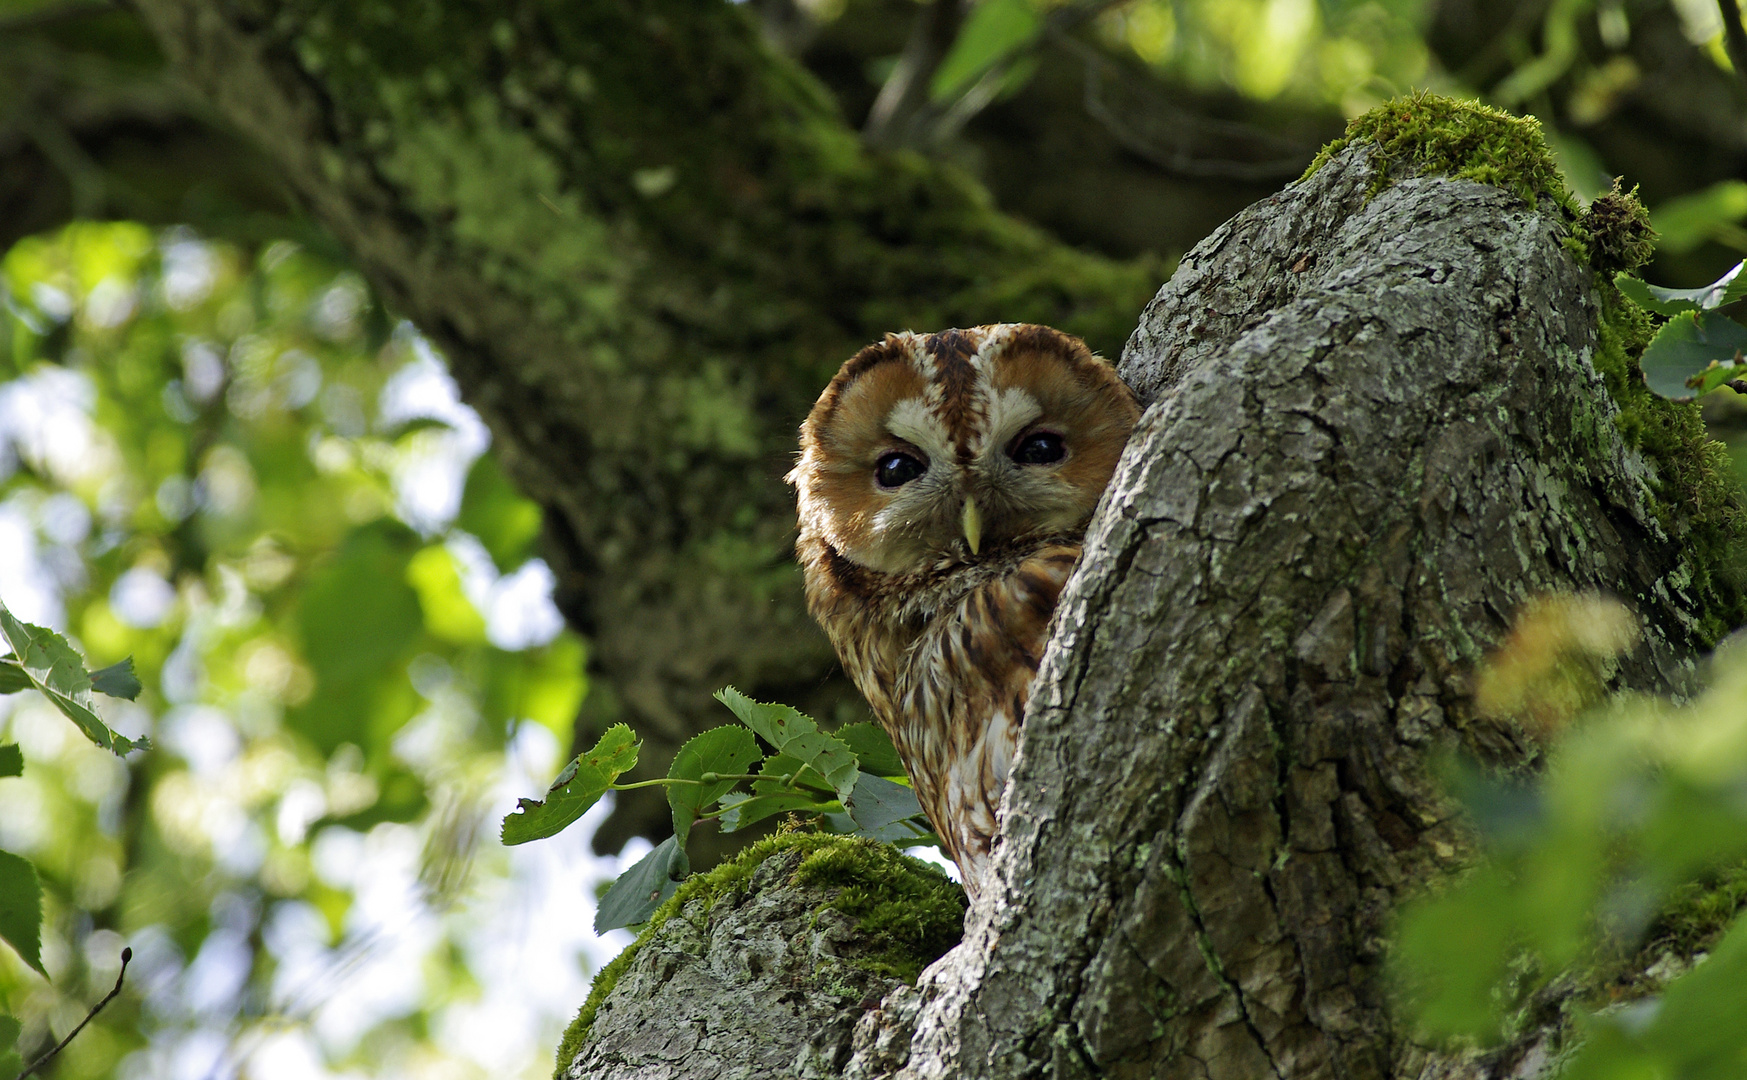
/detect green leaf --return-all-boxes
[717,791,832,833]
[666,725,761,846]
[839,722,906,778]
[88,657,142,700]
[500,724,639,845]
[594,836,688,933]
[1615,261,1747,316]
[714,687,859,801]
[0,661,30,695]
[0,850,45,976]
[0,603,148,756]
[0,745,18,779]
[843,774,932,842]
[1638,311,1747,400]
[929,0,1041,102]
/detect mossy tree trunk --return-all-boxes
[128,0,1160,852]
[558,140,1734,1079]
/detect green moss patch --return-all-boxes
[552,833,965,1077]
[1303,91,1577,216]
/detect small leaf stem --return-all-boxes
[608,773,769,792]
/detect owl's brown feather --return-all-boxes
[791,324,1138,897]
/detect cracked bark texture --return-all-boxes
[568,144,1721,1079]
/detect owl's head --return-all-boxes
[790,324,1141,576]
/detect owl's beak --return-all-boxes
[961,497,983,556]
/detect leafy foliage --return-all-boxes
[1619,260,1747,402]
[0,221,590,1080]
[1394,599,1747,1074]
[502,689,938,932]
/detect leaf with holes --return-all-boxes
[501,724,639,845]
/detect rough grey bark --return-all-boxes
[567,144,1714,1079]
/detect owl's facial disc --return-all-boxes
[794,324,1141,578]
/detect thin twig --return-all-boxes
[19,947,132,1080]
[1719,0,1747,89]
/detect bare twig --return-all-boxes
[18,947,132,1080]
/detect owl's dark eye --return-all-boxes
[875,451,927,488]
[1011,431,1066,465]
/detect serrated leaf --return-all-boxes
[714,687,859,801]
[594,836,689,933]
[0,661,30,696]
[1639,311,1747,400]
[0,604,148,756]
[844,773,931,842]
[1615,261,1747,315]
[839,722,906,778]
[667,725,761,846]
[89,657,142,700]
[0,746,18,779]
[501,724,639,845]
[0,850,45,976]
[929,0,1041,102]
[0,1013,18,1051]
[717,791,834,833]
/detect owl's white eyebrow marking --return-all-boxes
[886,397,954,461]
[974,386,1042,456]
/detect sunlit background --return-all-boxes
[1,0,1746,1076]
[0,224,641,1080]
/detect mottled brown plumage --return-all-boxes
[790,324,1140,897]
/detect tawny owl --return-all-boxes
[790,324,1140,898]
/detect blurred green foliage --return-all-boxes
[1396,598,1747,1075]
[0,221,587,1079]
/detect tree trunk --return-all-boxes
[563,136,1733,1079]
